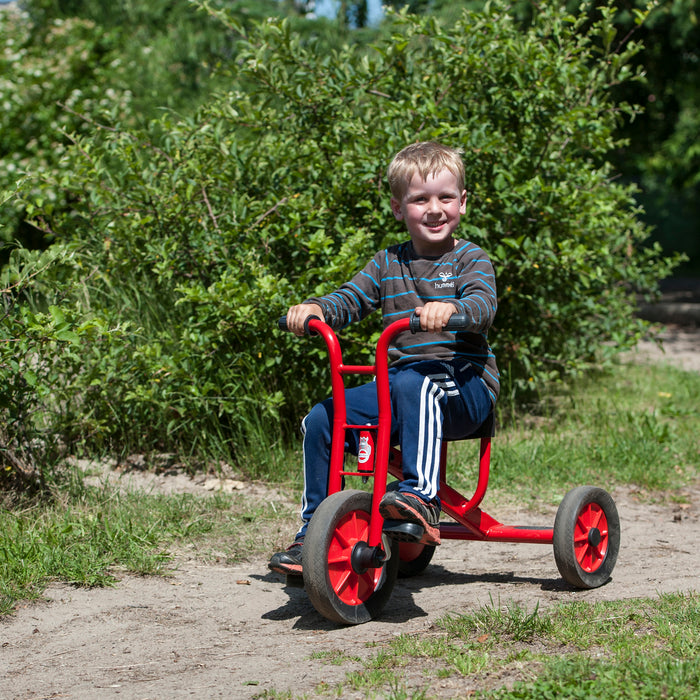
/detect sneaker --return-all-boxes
[268,541,303,576]
[379,491,441,546]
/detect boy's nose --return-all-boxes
[427,197,441,213]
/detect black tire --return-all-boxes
[303,490,399,625]
[553,486,620,589]
[397,541,436,577]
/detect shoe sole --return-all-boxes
[379,500,441,546]
[269,562,303,576]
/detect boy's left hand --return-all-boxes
[414,302,456,332]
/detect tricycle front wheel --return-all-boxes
[303,490,399,625]
[553,486,620,589]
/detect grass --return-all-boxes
[488,592,700,699]
[0,475,295,616]
[1,359,699,697]
[306,593,700,699]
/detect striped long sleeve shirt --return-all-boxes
[306,239,500,406]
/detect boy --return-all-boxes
[269,141,499,576]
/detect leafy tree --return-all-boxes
[21,0,282,97]
[605,0,700,272]
[386,0,700,270]
[0,5,133,257]
[14,2,678,473]
[1,0,384,261]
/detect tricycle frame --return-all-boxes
[315,315,553,548]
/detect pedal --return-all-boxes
[382,519,424,543]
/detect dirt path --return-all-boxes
[2,325,699,700]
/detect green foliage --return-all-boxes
[21,109,295,465]
[19,0,288,115]
[0,5,134,252]
[617,0,700,273]
[14,1,679,469]
[386,0,700,272]
[0,246,120,489]
[1,0,335,258]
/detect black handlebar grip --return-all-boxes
[277,315,322,335]
[445,313,470,331]
[304,314,322,334]
[409,312,470,333]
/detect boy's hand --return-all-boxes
[415,302,456,333]
[286,303,324,336]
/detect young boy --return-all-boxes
[269,141,499,576]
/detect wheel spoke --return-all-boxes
[574,541,590,566]
[333,527,353,551]
[348,510,365,540]
[573,527,589,545]
[331,566,359,602]
[355,571,374,600]
[328,552,349,565]
[581,545,597,571]
[328,532,351,564]
[588,504,603,530]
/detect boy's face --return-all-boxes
[390,169,467,257]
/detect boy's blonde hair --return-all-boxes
[387,141,465,200]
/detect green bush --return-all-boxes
[0,6,135,253]
[18,2,678,470]
[0,246,119,490]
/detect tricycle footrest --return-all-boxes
[383,519,424,543]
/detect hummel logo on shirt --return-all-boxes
[435,272,455,289]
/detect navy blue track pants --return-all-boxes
[295,359,492,540]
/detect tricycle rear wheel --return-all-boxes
[553,486,620,589]
[303,490,399,624]
[397,542,435,577]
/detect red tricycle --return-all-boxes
[279,313,620,625]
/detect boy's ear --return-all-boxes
[390,197,404,220]
[459,189,467,214]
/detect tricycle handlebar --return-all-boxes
[277,314,322,334]
[278,311,471,335]
[408,312,469,333]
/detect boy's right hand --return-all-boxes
[286,303,325,336]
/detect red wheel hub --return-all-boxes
[574,502,609,572]
[327,510,385,605]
